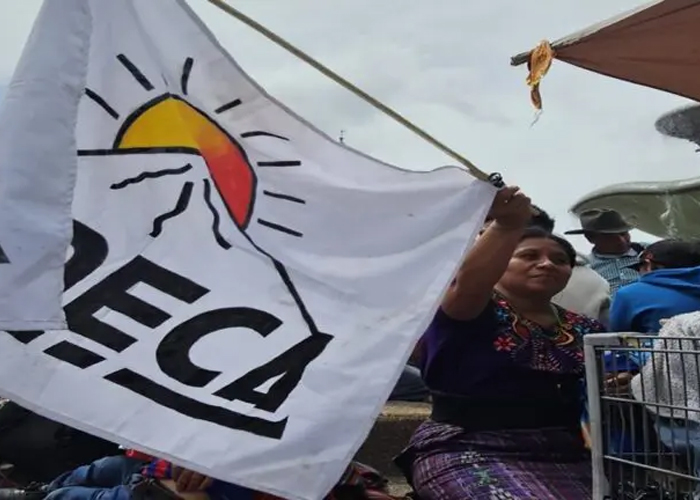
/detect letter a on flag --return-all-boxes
[0,1,496,498]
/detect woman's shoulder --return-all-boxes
[434,297,499,326]
[556,304,607,333]
[429,297,501,339]
[421,301,501,371]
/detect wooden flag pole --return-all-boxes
[205,0,491,182]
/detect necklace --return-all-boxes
[494,291,564,332]
[513,302,565,339]
[549,303,563,328]
[512,302,562,330]
[495,293,576,347]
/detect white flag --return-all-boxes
[0,0,91,330]
[0,1,496,499]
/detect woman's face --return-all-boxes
[498,237,573,298]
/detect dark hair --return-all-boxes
[528,204,555,233]
[519,226,576,267]
[642,238,700,269]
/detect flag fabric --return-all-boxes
[0,1,496,499]
[0,0,91,330]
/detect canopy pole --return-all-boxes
[205,0,491,182]
[510,51,531,67]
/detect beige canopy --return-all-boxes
[511,0,700,104]
[569,176,700,238]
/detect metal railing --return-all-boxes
[585,333,700,499]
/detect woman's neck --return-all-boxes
[495,287,552,316]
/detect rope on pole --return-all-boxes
[205,0,491,182]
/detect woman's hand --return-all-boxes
[487,186,532,231]
[441,185,532,321]
[171,466,214,492]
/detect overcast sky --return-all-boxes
[1,0,697,251]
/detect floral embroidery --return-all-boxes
[473,467,496,486]
[494,335,516,352]
[461,452,497,486]
[490,293,604,375]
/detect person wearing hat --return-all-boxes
[565,209,646,296]
[609,238,700,335]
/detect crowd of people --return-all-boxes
[0,186,699,500]
[392,187,700,499]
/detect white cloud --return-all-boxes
[0,0,692,250]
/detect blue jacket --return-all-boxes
[610,265,700,334]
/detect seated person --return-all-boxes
[0,402,120,484]
[607,238,700,405]
[395,186,605,500]
[389,364,429,402]
[632,311,700,491]
[0,451,394,500]
[0,453,147,500]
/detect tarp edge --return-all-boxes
[510,0,665,66]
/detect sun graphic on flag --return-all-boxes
[79,54,304,247]
[116,93,256,230]
[71,53,331,433]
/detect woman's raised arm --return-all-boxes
[441,186,532,321]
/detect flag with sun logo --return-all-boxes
[0,0,495,499]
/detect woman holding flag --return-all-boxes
[397,186,605,499]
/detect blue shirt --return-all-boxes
[610,265,700,334]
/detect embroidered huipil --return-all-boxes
[421,293,605,437]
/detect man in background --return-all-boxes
[565,209,646,297]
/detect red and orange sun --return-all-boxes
[79,54,305,245]
[114,94,256,229]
